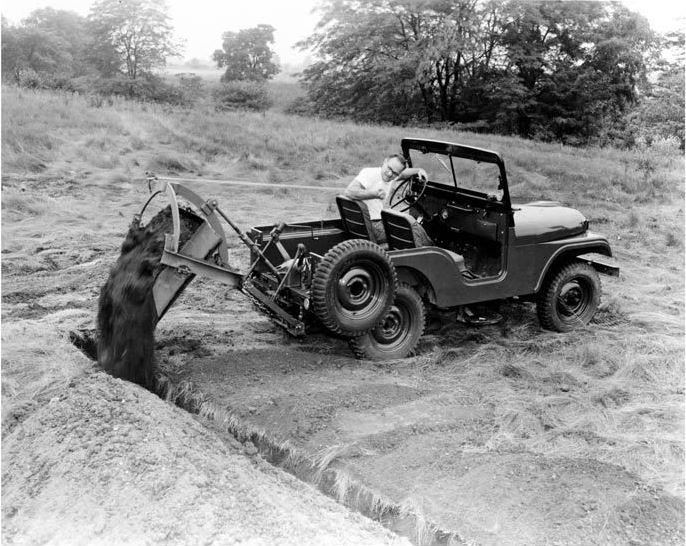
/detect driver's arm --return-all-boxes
[344,179,386,200]
[397,167,427,181]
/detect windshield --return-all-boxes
[408,150,504,201]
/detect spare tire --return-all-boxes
[311,239,397,336]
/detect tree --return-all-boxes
[299,0,512,124]
[1,17,24,81]
[1,9,91,83]
[300,0,656,143]
[88,0,181,80]
[624,30,685,148]
[213,24,279,82]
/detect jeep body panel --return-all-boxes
[249,219,348,261]
[388,229,613,307]
[512,203,588,244]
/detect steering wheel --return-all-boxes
[389,175,428,213]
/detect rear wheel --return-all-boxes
[537,261,601,332]
[311,239,396,336]
[349,283,425,360]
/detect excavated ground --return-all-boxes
[152,285,684,546]
[2,171,684,545]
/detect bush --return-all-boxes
[212,81,272,112]
[94,75,187,105]
[13,68,48,89]
[284,95,316,117]
[10,69,99,95]
[173,73,205,105]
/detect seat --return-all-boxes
[380,209,430,250]
[381,209,473,278]
[336,195,377,242]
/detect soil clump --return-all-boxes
[96,208,200,388]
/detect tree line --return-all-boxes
[298,0,684,147]
[2,0,683,148]
[1,0,183,82]
[1,0,280,108]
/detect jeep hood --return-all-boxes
[513,201,588,244]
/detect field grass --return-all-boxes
[1,85,684,503]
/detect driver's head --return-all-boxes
[381,154,407,182]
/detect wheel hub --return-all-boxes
[373,305,406,344]
[337,268,374,311]
[558,280,586,317]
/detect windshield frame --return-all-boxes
[401,138,512,209]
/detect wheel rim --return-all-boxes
[371,302,410,350]
[557,278,592,322]
[335,260,388,319]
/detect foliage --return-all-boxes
[88,0,181,80]
[213,24,279,82]
[1,10,92,83]
[268,81,307,114]
[212,80,273,112]
[172,73,205,105]
[284,96,316,117]
[623,31,685,149]
[300,0,658,143]
[94,74,187,104]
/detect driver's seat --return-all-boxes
[381,209,471,276]
[380,209,433,249]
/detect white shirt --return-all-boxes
[353,167,390,220]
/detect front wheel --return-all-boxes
[537,261,601,332]
[349,283,425,360]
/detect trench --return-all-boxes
[68,328,465,546]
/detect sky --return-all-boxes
[1,0,684,66]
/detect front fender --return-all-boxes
[534,232,615,292]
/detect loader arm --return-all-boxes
[147,179,243,321]
[145,178,308,335]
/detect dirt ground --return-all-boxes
[153,288,684,546]
[2,368,407,545]
[2,166,684,544]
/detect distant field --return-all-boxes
[164,62,303,83]
[2,86,684,544]
[162,64,304,112]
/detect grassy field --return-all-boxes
[1,85,684,542]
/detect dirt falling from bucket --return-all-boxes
[97,207,201,389]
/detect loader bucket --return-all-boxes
[147,180,242,322]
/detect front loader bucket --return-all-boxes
[148,180,243,322]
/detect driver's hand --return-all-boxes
[376,188,387,199]
[417,169,428,181]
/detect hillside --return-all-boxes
[2,86,684,545]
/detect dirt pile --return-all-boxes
[96,208,200,388]
[1,371,404,546]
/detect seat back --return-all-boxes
[336,195,375,241]
[381,209,421,250]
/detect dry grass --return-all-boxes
[1,312,93,426]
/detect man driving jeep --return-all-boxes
[345,153,502,326]
[344,153,431,245]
